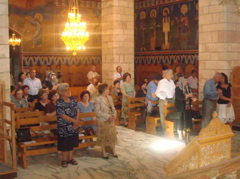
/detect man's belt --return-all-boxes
[204,97,217,102]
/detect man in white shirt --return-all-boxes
[87,77,99,102]
[23,69,42,99]
[155,69,175,131]
[187,70,198,95]
[113,66,123,84]
[87,65,100,83]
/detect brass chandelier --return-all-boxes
[9,32,21,50]
[61,0,89,56]
[218,0,240,15]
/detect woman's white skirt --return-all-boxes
[216,103,235,123]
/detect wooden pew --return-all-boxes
[145,101,175,137]
[69,86,87,101]
[15,107,34,113]
[17,112,97,169]
[164,103,175,138]
[191,100,203,131]
[146,100,160,135]
[111,95,122,125]
[15,111,45,128]
[17,116,58,169]
[127,97,146,130]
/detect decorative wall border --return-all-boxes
[55,0,101,9]
[22,54,102,66]
[135,53,198,66]
[134,0,194,9]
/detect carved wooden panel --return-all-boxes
[165,112,234,177]
[200,140,230,167]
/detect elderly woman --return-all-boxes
[95,83,118,159]
[77,91,97,132]
[56,83,80,167]
[174,77,193,141]
[12,88,29,108]
[121,72,135,126]
[34,89,49,111]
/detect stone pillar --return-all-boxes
[199,0,240,98]
[102,0,134,86]
[0,1,10,100]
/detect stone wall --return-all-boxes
[0,0,10,100]
[199,0,240,98]
[102,0,134,86]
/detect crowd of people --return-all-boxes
[9,64,235,167]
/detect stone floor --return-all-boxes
[3,124,240,179]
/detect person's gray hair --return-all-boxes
[214,73,221,77]
[58,83,69,93]
[165,69,173,74]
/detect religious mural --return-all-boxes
[9,0,102,54]
[9,0,102,86]
[135,0,199,51]
[134,0,199,85]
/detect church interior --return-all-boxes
[1,0,240,178]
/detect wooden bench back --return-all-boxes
[164,103,175,120]
[16,115,55,128]
[15,107,34,113]
[69,86,87,101]
[78,112,97,126]
[151,99,159,113]
[15,110,44,119]
[111,95,122,107]
[191,100,203,111]
[127,97,146,112]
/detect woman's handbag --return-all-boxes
[16,128,32,143]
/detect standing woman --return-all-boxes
[95,83,118,159]
[217,73,235,125]
[57,83,79,167]
[121,72,135,126]
[174,77,193,141]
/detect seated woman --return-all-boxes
[12,88,29,108]
[111,80,122,96]
[17,72,26,88]
[95,83,118,159]
[45,90,59,116]
[45,90,59,136]
[136,82,147,98]
[22,85,34,103]
[34,89,49,111]
[77,91,97,132]
[174,77,194,141]
[10,85,16,103]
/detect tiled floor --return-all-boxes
[10,125,240,179]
